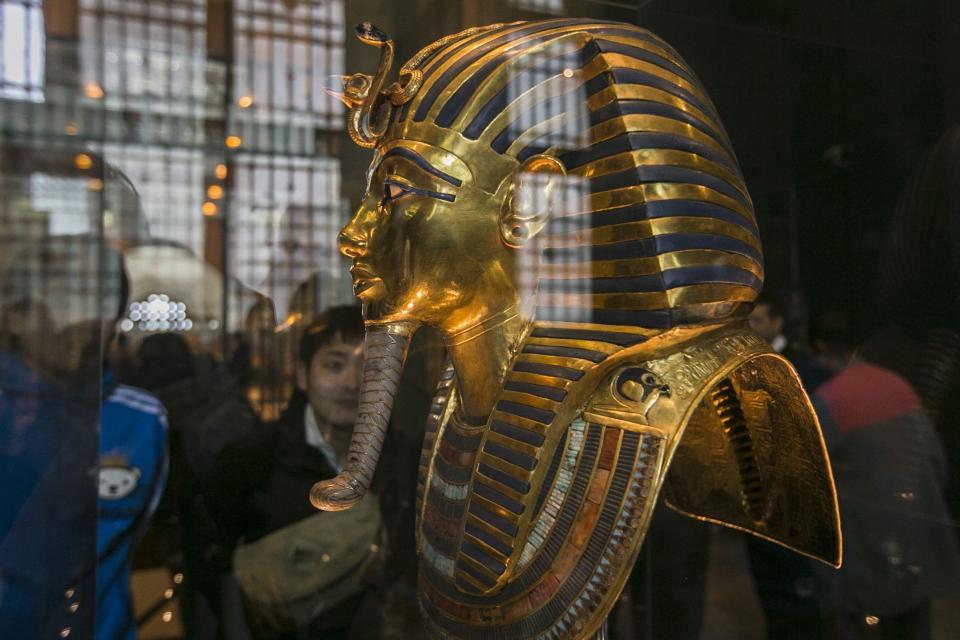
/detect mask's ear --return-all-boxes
[499,155,567,247]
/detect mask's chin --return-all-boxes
[310,320,415,511]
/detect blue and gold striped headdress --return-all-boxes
[341,18,761,331]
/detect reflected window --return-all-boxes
[0,0,44,102]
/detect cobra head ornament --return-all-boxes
[312,19,841,639]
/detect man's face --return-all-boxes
[297,333,363,428]
[339,140,517,333]
[748,303,784,344]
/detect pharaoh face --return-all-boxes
[339,140,520,333]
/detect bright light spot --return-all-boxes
[173,573,184,584]
[164,588,174,599]
[88,178,103,191]
[562,68,574,78]
[83,82,104,99]
[237,95,254,108]
[207,184,224,200]
[64,122,78,136]
[161,611,173,623]
[69,603,79,613]
[865,616,879,626]
[126,295,193,332]
[202,201,217,216]
[225,135,242,148]
[74,153,92,170]
[60,629,71,638]
[214,163,228,179]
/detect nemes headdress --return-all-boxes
[339,19,759,328]
[322,19,840,639]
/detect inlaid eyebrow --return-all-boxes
[382,147,463,187]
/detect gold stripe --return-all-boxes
[490,410,551,435]
[471,494,521,523]
[453,567,492,592]
[584,114,734,164]
[505,111,575,158]
[456,553,499,581]
[516,352,598,368]
[498,389,558,413]
[594,33,688,72]
[477,54,610,145]
[570,147,748,201]
[539,249,763,279]
[475,474,528,504]
[466,513,517,548]
[411,21,541,118]
[533,320,656,336]
[477,452,536,479]
[666,283,757,307]
[599,53,713,107]
[462,531,510,561]
[424,22,619,123]
[545,216,760,251]
[525,336,623,354]
[538,290,667,310]
[508,371,571,389]
[586,84,727,145]
[568,182,755,224]
[456,31,597,134]
[541,285,761,311]
[486,430,541,458]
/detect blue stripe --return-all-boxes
[595,39,699,87]
[587,163,750,209]
[521,343,609,363]
[589,99,734,160]
[512,360,585,380]
[478,462,531,494]
[608,67,716,122]
[543,232,762,263]
[469,500,519,536]
[474,481,525,515]
[559,131,739,175]
[530,326,648,345]
[491,418,548,446]
[414,19,600,122]
[464,522,513,556]
[547,199,758,235]
[459,40,602,138]
[661,264,762,290]
[483,438,538,470]
[540,265,761,295]
[503,380,567,402]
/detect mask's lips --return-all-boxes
[310,321,414,511]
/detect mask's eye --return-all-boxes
[387,183,407,200]
[382,180,413,205]
[381,178,456,204]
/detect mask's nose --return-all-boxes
[338,215,368,259]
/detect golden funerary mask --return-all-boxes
[312,19,841,639]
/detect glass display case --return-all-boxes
[1,1,958,639]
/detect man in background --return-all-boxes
[206,306,381,640]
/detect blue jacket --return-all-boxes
[97,374,168,640]
[0,353,167,640]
